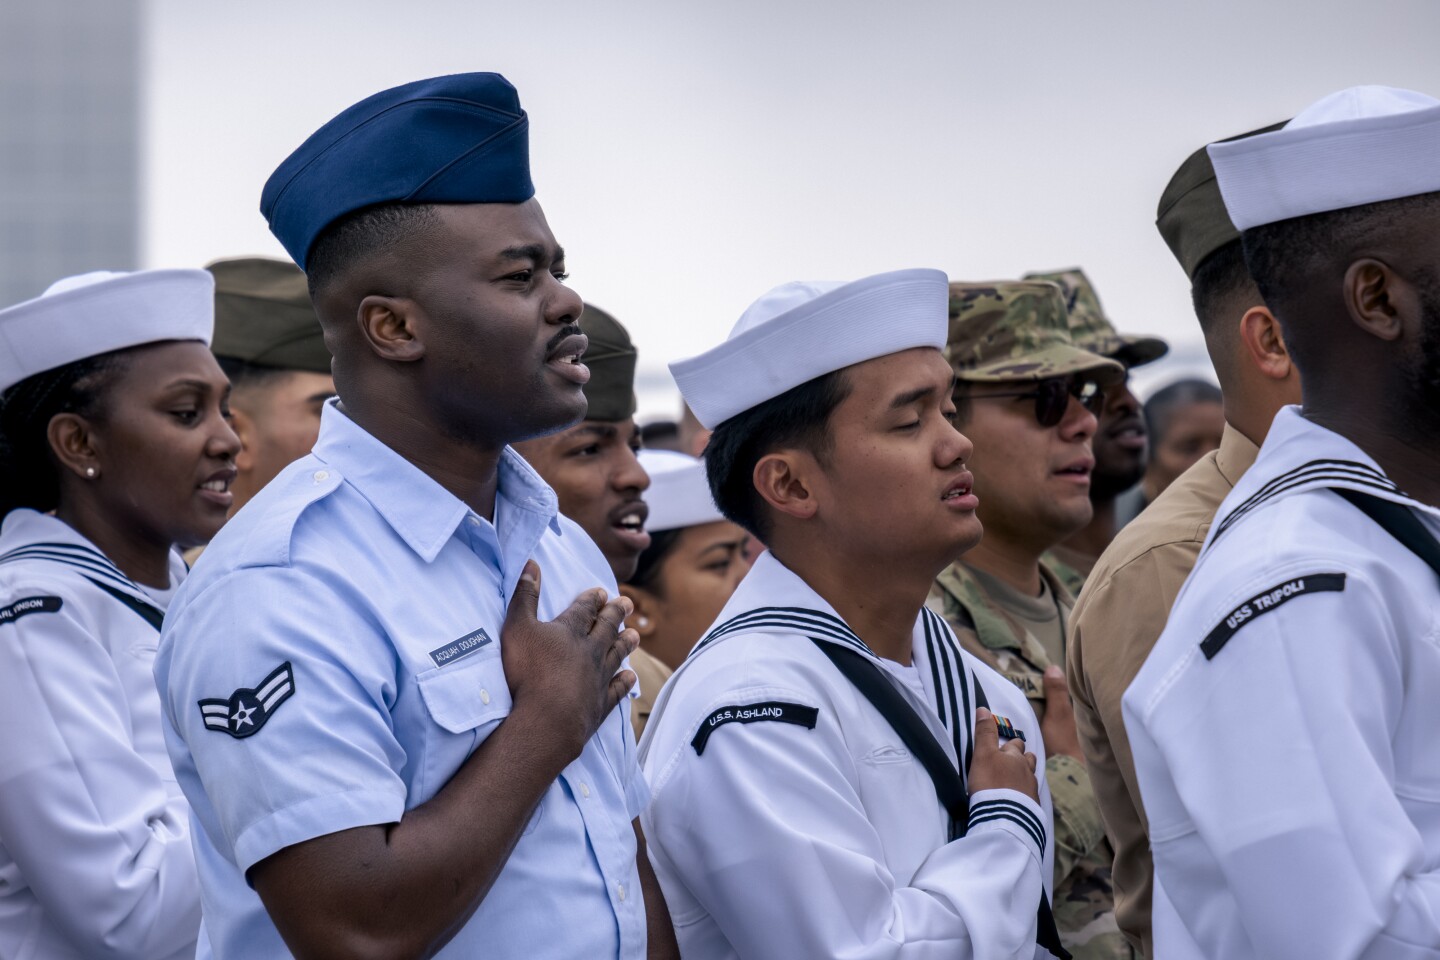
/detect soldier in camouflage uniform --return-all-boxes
[928,280,1135,959]
[1023,269,1168,598]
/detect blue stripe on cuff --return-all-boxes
[968,810,1044,852]
[969,798,1046,851]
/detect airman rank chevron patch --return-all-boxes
[199,662,295,739]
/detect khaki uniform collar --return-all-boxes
[1215,421,1260,489]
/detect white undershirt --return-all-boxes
[138,575,181,613]
[878,657,928,700]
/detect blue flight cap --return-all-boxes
[261,72,535,270]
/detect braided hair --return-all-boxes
[0,349,130,519]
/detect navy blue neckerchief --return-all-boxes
[1333,488,1440,580]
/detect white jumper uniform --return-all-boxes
[639,551,1059,960]
[1124,407,1440,959]
[0,509,199,960]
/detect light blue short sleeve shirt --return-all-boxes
[155,402,648,959]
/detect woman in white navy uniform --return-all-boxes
[0,270,240,959]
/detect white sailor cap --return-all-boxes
[1209,85,1440,232]
[0,269,215,395]
[670,268,949,430]
[639,449,724,532]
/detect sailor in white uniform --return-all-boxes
[0,269,235,959]
[641,269,1068,959]
[1124,86,1440,960]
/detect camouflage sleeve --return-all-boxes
[1045,752,1108,883]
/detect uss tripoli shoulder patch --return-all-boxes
[199,662,296,738]
[1201,573,1347,660]
[691,700,819,755]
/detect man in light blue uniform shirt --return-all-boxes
[155,73,677,959]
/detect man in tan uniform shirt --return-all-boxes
[1066,125,1301,957]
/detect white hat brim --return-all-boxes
[0,269,215,395]
[670,268,949,430]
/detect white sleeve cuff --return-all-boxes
[967,788,1047,859]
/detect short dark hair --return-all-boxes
[704,369,851,541]
[1242,193,1440,380]
[215,355,293,393]
[1142,378,1222,459]
[1243,192,1440,324]
[305,202,441,297]
[0,350,131,518]
[1190,239,1255,335]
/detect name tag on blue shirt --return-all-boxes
[429,627,493,668]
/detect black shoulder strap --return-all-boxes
[83,576,164,632]
[810,639,1069,959]
[812,641,970,828]
[1333,488,1440,579]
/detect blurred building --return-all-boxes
[0,0,141,306]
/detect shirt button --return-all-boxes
[579,782,591,798]
[617,882,626,902]
[313,470,329,482]
[479,689,491,705]
[467,515,481,526]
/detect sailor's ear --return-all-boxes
[753,449,819,523]
[619,585,661,639]
[1343,258,1405,343]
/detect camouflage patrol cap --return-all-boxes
[947,280,1124,384]
[578,304,637,422]
[1156,121,1287,280]
[1022,267,1168,369]
[206,257,330,373]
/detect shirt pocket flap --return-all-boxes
[417,655,512,733]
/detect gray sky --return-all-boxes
[144,0,1440,416]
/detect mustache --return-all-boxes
[545,325,585,354]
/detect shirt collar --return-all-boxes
[716,550,839,623]
[311,400,561,563]
[711,551,938,663]
[0,508,186,601]
[1212,405,1440,550]
[1215,421,1260,488]
[691,551,974,749]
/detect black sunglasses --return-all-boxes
[967,377,1104,428]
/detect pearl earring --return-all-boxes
[636,616,649,627]
[85,467,97,478]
